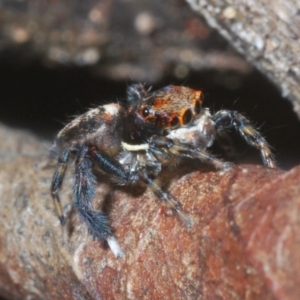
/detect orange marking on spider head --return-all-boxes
[153,97,169,109]
[194,90,203,104]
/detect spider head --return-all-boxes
[136,85,203,128]
[124,85,203,144]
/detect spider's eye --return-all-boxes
[194,100,201,115]
[141,106,150,118]
[170,116,179,127]
[182,109,193,125]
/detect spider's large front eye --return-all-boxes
[141,106,150,118]
[182,109,193,124]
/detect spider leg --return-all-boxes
[50,149,70,225]
[150,136,231,170]
[212,110,276,168]
[74,145,124,257]
[90,148,138,185]
[138,169,194,227]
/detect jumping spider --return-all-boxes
[51,84,276,257]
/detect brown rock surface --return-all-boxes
[1,123,300,299]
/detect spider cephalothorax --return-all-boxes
[51,84,276,257]
[124,85,203,143]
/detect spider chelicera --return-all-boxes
[51,84,276,257]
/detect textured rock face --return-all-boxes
[1,124,300,299]
[187,0,300,118]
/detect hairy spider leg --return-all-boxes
[212,110,276,168]
[90,148,138,185]
[145,137,234,227]
[73,145,129,257]
[150,136,232,171]
[138,169,194,227]
[127,83,148,103]
[51,149,71,225]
